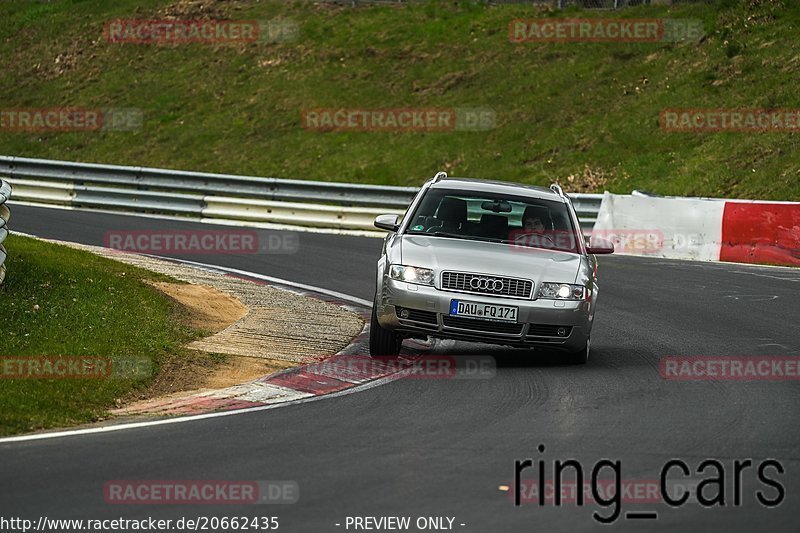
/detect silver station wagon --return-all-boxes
[370,173,614,364]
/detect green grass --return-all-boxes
[0,234,197,435]
[0,0,798,200]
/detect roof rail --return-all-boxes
[550,183,566,198]
[432,171,448,183]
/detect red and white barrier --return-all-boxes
[592,193,800,267]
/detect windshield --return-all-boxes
[403,187,580,253]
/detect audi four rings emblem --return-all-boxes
[470,277,504,291]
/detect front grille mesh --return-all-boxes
[440,271,532,299]
[442,316,524,335]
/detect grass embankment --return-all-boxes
[0,234,205,435]
[0,0,798,200]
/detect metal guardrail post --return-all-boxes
[0,178,12,285]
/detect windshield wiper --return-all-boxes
[405,230,468,239]
[406,230,504,243]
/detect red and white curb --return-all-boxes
[117,352,424,417]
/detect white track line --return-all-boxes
[0,371,409,444]
[143,255,372,308]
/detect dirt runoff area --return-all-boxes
[143,281,286,397]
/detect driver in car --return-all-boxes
[523,214,546,233]
[516,206,556,248]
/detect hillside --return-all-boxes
[1,0,798,200]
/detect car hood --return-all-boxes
[399,235,581,285]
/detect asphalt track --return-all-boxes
[2,204,799,532]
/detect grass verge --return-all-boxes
[0,234,207,435]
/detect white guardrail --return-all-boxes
[0,178,11,285]
[0,156,602,233]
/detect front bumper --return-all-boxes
[376,278,592,351]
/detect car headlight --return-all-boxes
[390,264,435,286]
[538,282,586,300]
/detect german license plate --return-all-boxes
[449,299,518,322]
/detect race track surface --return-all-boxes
[2,205,798,532]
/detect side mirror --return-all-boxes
[587,238,614,255]
[374,214,400,232]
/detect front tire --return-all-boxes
[568,337,590,365]
[369,306,402,356]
